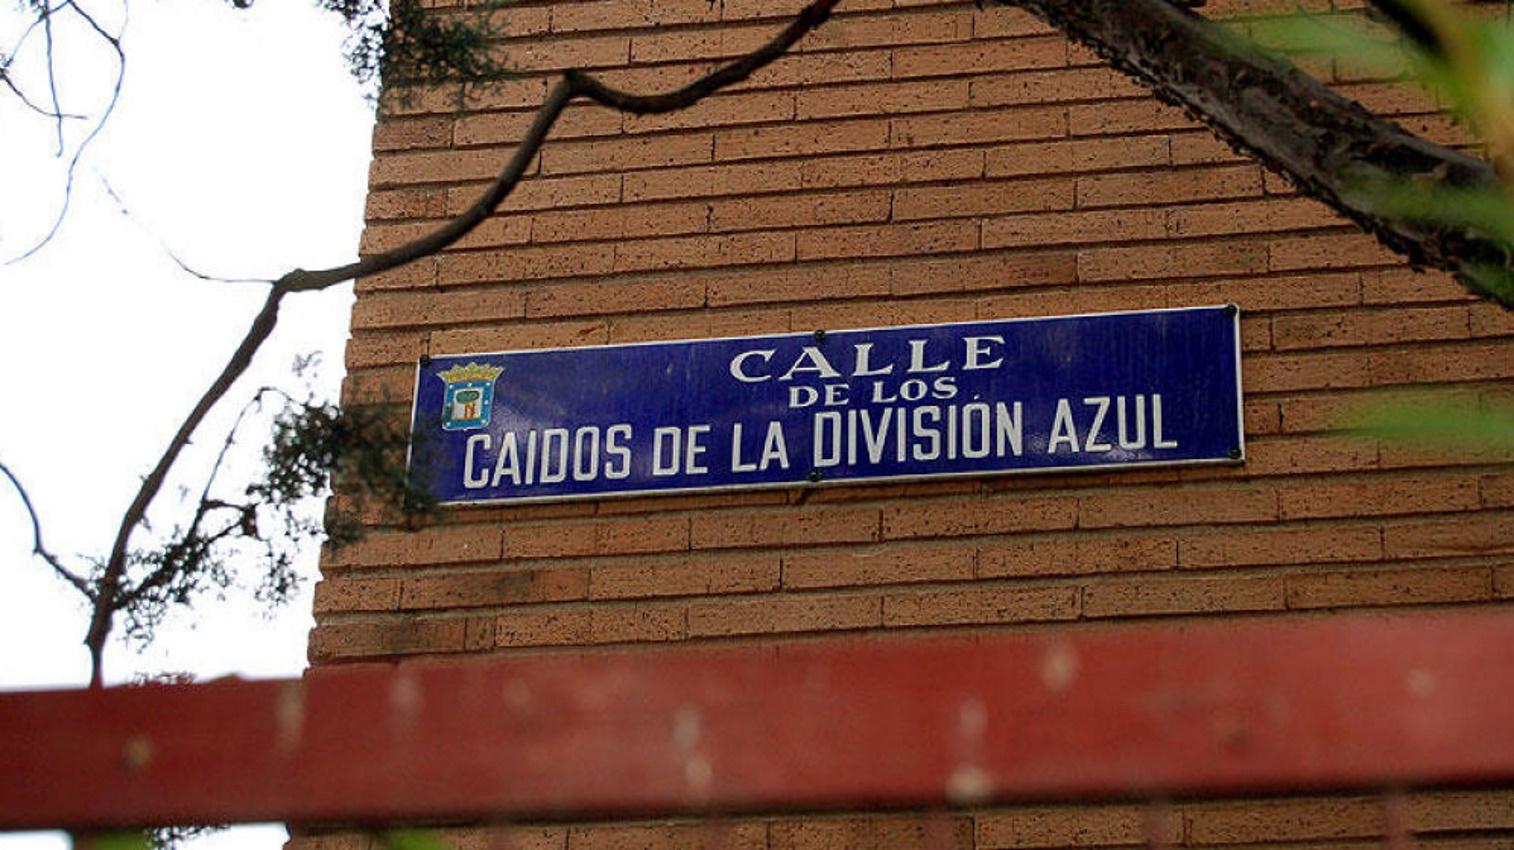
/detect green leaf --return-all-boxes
[1357,180,1514,244]
[1355,398,1514,451]
[90,834,153,850]
[381,829,454,850]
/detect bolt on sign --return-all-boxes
[407,306,1245,506]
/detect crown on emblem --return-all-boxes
[437,362,504,384]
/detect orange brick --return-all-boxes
[1279,473,1480,520]
[308,617,468,661]
[530,201,709,244]
[496,608,592,647]
[1075,165,1262,208]
[432,319,610,354]
[1244,350,1372,393]
[710,190,892,231]
[365,187,448,221]
[691,506,880,549]
[1243,435,1379,477]
[882,584,1080,627]
[627,91,796,135]
[890,251,1078,296]
[983,208,1167,249]
[568,822,765,850]
[971,66,1142,108]
[1362,267,1471,305]
[985,136,1170,178]
[782,543,975,589]
[1183,797,1384,843]
[438,243,615,285]
[1383,513,1514,559]
[624,161,803,202]
[797,221,978,261]
[706,262,891,306]
[1083,574,1286,618]
[716,117,890,160]
[313,578,401,613]
[1408,790,1514,831]
[325,525,502,570]
[978,803,1179,849]
[1167,196,1341,238]
[1272,306,1470,350]
[895,37,1067,80]
[589,604,688,644]
[1286,565,1491,610]
[614,231,795,272]
[882,496,1077,539]
[1178,524,1383,568]
[541,132,714,176]
[799,9,973,52]
[1079,485,1277,529]
[1269,232,1401,271]
[803,148,984,189]
[501,516,690,560]
[1078,241,1268,282]
[1068,100,1195,135]
[893,177,1073,221]
[796,79,969,120]
[589,554,781,599]
[454,105,623,147]
[891,106,1068,148]
[399,569,590,609]
[771,816,972,850]
[525,278,706,319]
[686,592,882,636]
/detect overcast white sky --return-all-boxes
[1,1,378,847]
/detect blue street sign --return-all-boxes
[408,306,1244,506]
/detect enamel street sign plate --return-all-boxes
[407,305,1244,506]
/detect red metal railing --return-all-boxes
[5,611,1514,831]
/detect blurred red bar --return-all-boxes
[5,611,1514,831]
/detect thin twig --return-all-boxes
[118,388,279,607]
[0,70,86,119]
[82,0,840,686]
[6,0,127,265]
[40,1,64,155]
[0,460,94,599]
[98,173,273,286]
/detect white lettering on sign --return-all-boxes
[729,337,1010,384]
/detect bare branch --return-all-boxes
[6,0,127,266]
[0,459,94,599]
[117,388,279,608]
[41,1,64,154]
[0,70,86,119]
[1000,0,1514,304]
[82,0,841,685]
[97,173,274,286]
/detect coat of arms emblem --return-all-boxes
[437,362,504,431]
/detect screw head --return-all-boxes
[813,329,827,343]
[1228,447,1243,460]
[807,469,823,483]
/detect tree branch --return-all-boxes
[0,460,94,599]
[999,0,1514,305]
[82,0,841,686]
[6,0,127,265]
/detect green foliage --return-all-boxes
[1354,393,1514,450]
[110,375,434,649]
[381,829,456,850]
[90,834,152,850]
[256,398,437,547]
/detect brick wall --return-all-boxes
[304,0,1514,844]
